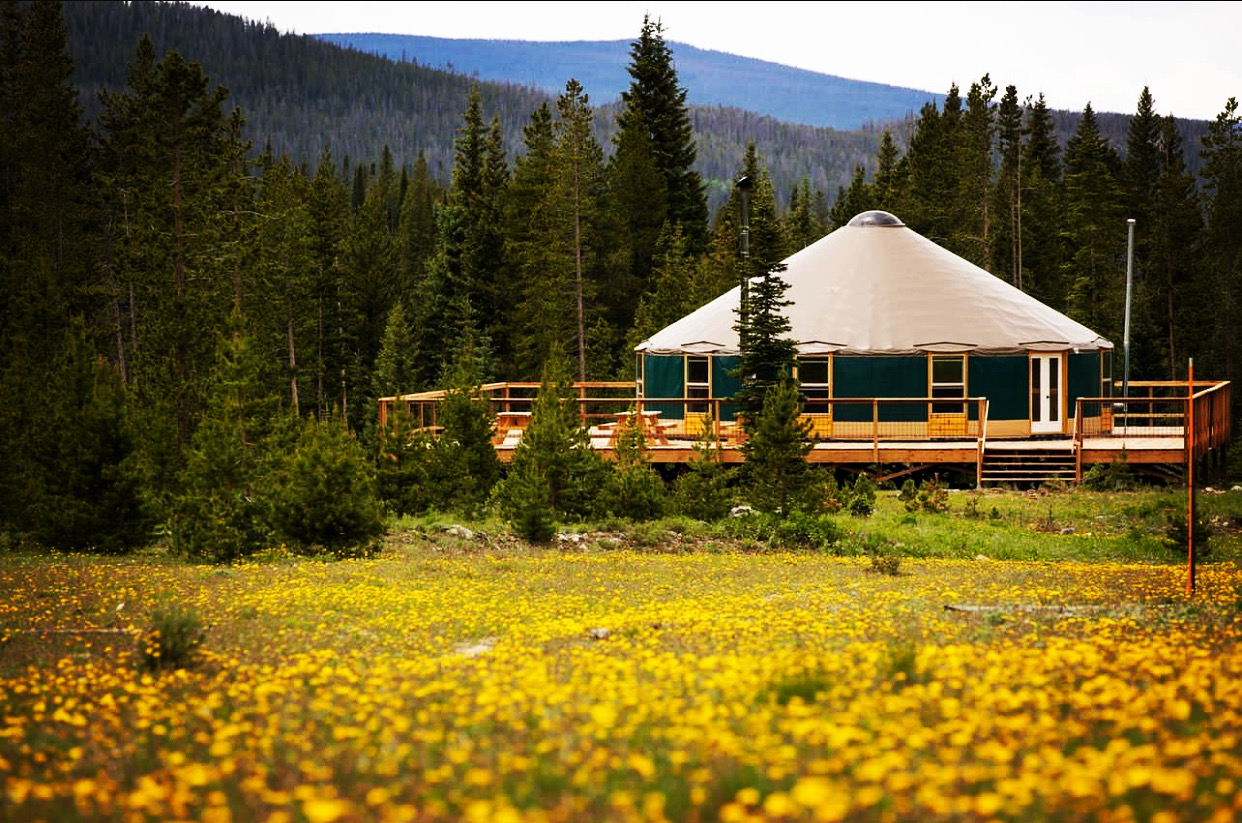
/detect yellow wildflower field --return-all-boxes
[2,540,1241,822]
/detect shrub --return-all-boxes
[770,511,844,550]
[917,475,950,513]
[670,411,736,521]
[1162,513,1214,563]
[596,416,667,521]
[848,474,877,517]
[140,604,205,671]
[498,461,556,545]
[869,553,902,576]
[1082,452,1136,491]
[899,479,918,512]
[270,419,385,558]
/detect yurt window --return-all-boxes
[1101,350,1113,397]
[686,356,710,413]
[931,355,966,414]
[797,356,831,413]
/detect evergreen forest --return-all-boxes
[2,1,1240,556]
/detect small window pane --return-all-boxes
[932,356,964,385]
[799,359,830,385]
[687,357,709,384]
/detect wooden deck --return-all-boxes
[379,380,1232,485]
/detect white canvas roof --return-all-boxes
[636,211,1113,356]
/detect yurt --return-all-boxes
[634,211,1114,439]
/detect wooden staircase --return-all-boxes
[980,444,1077,485]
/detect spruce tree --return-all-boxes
[497,343,602,523]
[1060,104,1125,341]
[17,324,149,553]
[432,328,502,514]
[1198,97,1242,393]
[991,85,1024,286]
[1020,94,1065,306]
[1148,115,1203,378]
[270,416,385,558]
[740,379,814,516]
[617,15,708,249]
[506,102,574,378]
[828,164,876,229]
[956,74,997,268]
[556,79,609,379]
[733,256,795,429]
[169,317,291,563]
[97,36,251,492]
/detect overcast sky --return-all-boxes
[191,1,1241,122]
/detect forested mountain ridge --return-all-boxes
[312,32,945,131]
[60,1,1207,210]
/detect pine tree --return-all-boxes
[955,74,997,268]
[371,300,417,399]
[1147,115,1203,378]
[338,172,399,427]
[1198,97,1242,393]
[395,149,439,310]
[498,343,602,522]
[556,79,608,379]
[1123,88,1175,377]
[785,175,829,252]
[1060,104,1125,341]
[253,156,315,416]
[1020,94,1065,305]
[270,416,384,558]
[670,408,736,521]
[629,223,699,348]
[607,106,668,326]
[902,85,962,245]
[992,84,1024,285]
[97,36,252,492]
[432,328,502,514]
[506,102,573,378]
[734,257,795,429]
[617,15,708,250]
[697,144,787,303]
[416,88,506,386]
[828,164,876,229]
[306,147,352,418]
[15,324,149,553]
[740,379,813,516]
[0,0,99,538]
[872,129,903,212]
[169,316,291,562]
[597,409,667,521]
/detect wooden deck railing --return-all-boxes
[1073,380,1231,459]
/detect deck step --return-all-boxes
[980,447,1077,485]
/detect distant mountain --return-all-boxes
[314,34,944,132]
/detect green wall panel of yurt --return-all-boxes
[968,356,1028,420]
[833,356,927,422]
[1068,352,1099,411]
[712,356,740,421]
[643,354,684,418]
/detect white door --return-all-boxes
[1030,354,1063,434]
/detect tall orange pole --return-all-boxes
[1187,359,1195,596]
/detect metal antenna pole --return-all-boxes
[736,175,753,339]
[1123,218,1135,400]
